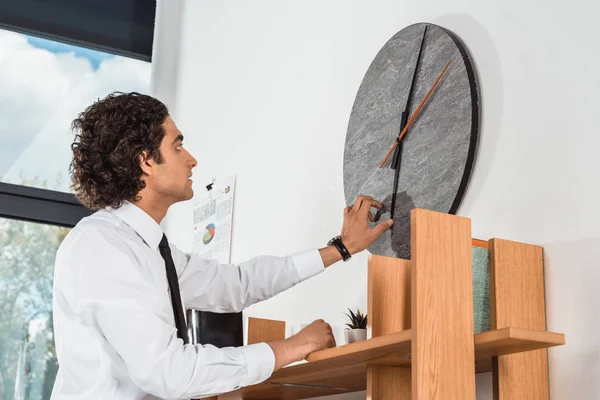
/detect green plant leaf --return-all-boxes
[348,308,357,321]
[344,307,368,329]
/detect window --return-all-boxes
[0,6,154,396]
[0,28,152,194]
[0,218,68,399]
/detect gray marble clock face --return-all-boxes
[343,23,479,259]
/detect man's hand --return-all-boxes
[289,319,336,357]
[267,319,335,371]
[318,195,393,267]
[341,195,393,255]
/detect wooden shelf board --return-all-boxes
[472,238,489,248]
[219,327,564,399]
[475,327,565,356]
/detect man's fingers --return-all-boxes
[354,195,366,211]
[329,334,337,348]
[372,218,394,236]
[370,199,383,209]
[358,199,383,216]
[353,195,384,212]
[368,212,375,222]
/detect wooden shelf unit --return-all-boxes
[220,328,563,399]
[218,209,565,399]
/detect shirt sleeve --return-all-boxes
[171,247,325,313]
[57,229,276,399]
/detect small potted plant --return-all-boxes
[344,308,367,344]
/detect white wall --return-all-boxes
[153,0,600,398]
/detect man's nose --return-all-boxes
[187,150,197,168]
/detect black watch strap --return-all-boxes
[328,235,351,262]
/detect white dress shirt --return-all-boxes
[50,202,324,400]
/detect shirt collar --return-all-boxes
[109,202,164,250]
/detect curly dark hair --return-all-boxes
[70,92,169,210]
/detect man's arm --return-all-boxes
[174,249,323,313]
[176,195,393,312]
[318,245,344,267]
[57,229,287,399]
[267,319,335,371]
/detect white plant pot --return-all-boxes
[344,328,367,344]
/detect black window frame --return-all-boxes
[0,182,92,227]
[0,0,155,62]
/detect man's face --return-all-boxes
[146,116,197,204]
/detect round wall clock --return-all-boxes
[343,23,479,259]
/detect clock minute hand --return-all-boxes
[391,25,428,171]
[379,58,453,169]
[390,26,428,221]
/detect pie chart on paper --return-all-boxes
[203,223,216,245]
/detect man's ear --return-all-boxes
[139,151,154,176]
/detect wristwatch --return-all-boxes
[328,235,352,262]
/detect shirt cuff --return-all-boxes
[291,249,325,282]
[240,342,276,385]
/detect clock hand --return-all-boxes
[390,26,428,221]
[379,58,453,169]
[389,152,402,221]
[389,113,407,221]
[391,25,427,171]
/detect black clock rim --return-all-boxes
[436,24,480,215]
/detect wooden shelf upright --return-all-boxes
[218,209,565,399]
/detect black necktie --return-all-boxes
[158,234,189,344]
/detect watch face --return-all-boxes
[343,23,479,259]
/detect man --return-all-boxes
[51,92,393,399]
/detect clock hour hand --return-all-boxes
[389,110,408,221]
